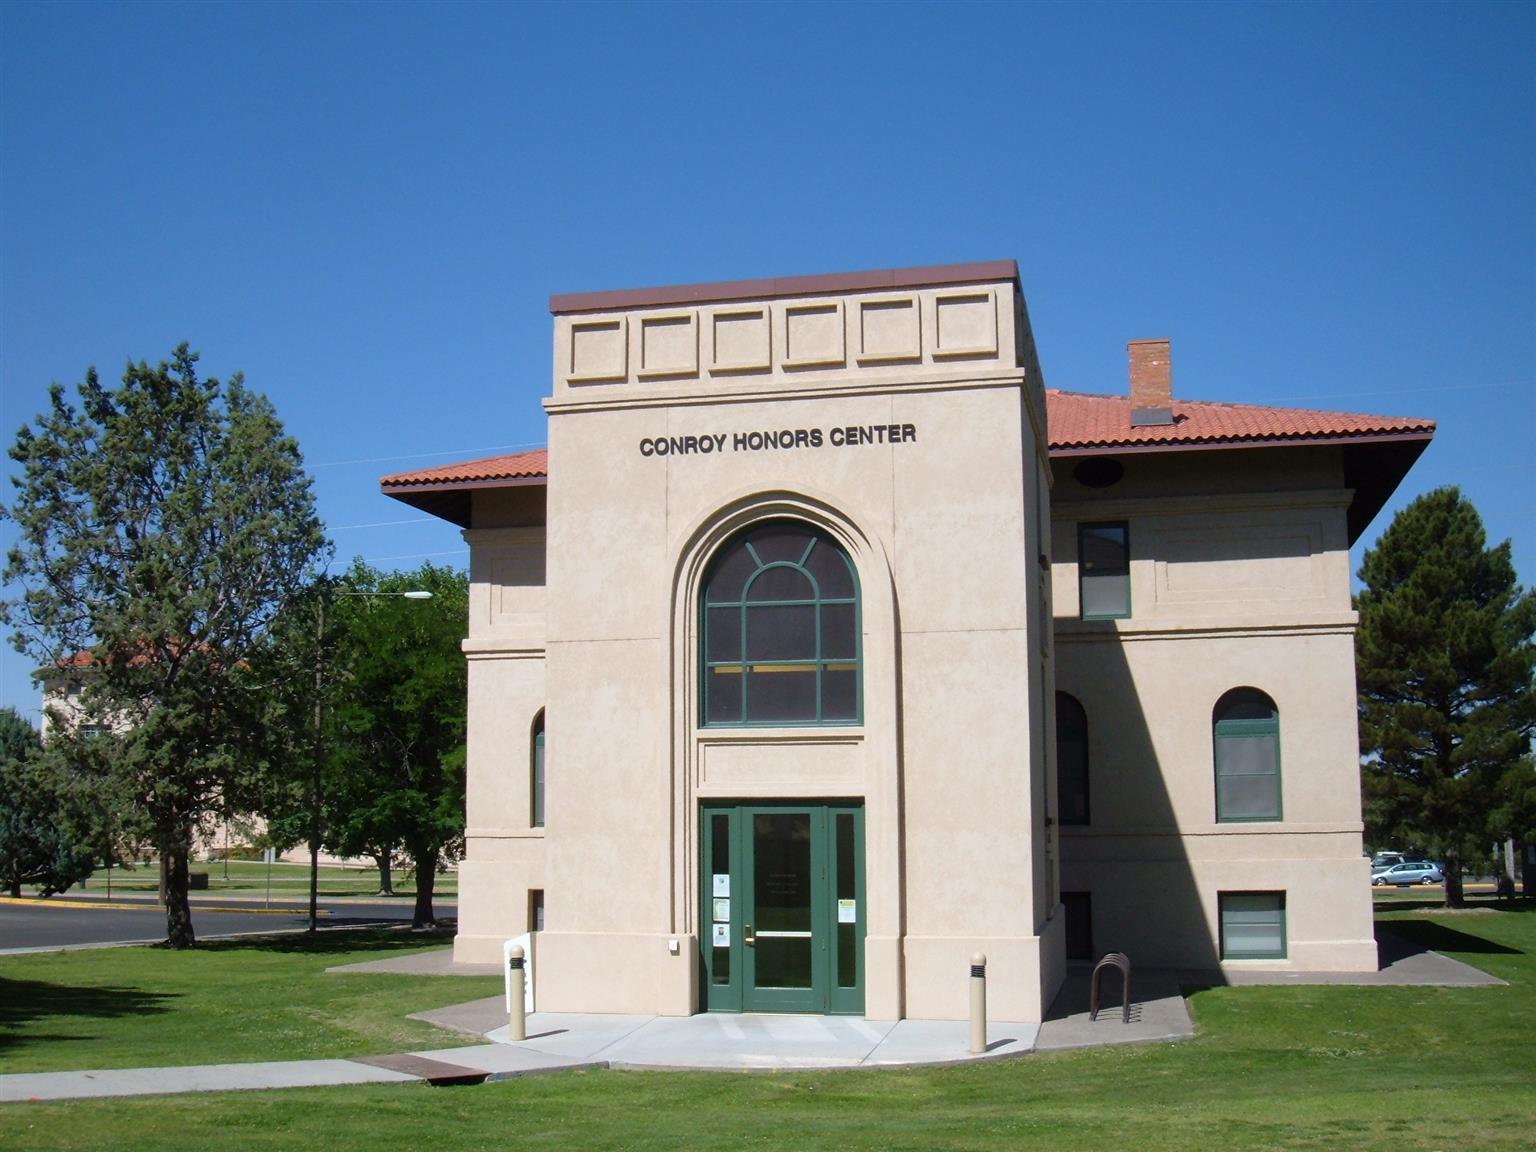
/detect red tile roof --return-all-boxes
[380,448,548,490]
[1046,389,1433,453]
[378,396,1433,490]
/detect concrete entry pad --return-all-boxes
[473,1013,1039,1071]
[1037,969,1195,1051]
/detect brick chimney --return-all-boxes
[1128,339,1174,427]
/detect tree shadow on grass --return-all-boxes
[0,978,176,1053]
[194,925,457,958]
[1375,895,1534,916]
[1378,918,1524,961]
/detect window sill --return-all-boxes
[697,726,865,746]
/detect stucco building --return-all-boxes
[381,261,1432,1022]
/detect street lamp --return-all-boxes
[308,588,433,933]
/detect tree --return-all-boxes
[2,345,328,945]
[0,707,97,897]
[325,561,468,928]
[1356,487,1536,907]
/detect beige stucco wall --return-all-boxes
[1052,447,1377,972]
[452,266,1383,1018]
[485,271,1061,1020]
[454,524,549,962]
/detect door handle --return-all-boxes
[744,924,755,947]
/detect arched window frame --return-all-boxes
[1213,688,1281,823]
[1055,692,1090,826]
[700,519,861,727]
[530,709,545,829]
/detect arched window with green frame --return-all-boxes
[1213,687,1281,822]
[701,519,860,726]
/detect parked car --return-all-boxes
[1371,861,1444,886]
[1370,852,1406,869]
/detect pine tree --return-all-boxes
[3,346,328,945]
[1356,487,1536,906]
[0,706,97,897]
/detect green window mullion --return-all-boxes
[737,597,749,720]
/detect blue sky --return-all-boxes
[1,0,1531,719]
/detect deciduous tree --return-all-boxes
[1356,487,1536,906]
[2,345,328,945]
[326,561,467,928]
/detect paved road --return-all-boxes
[0,895,455,952]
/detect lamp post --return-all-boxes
[307,588,432,933]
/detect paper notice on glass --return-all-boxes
[712,923,729,947]
[712,873,730,897]
[713,898,730,922]
[837,899,857,924]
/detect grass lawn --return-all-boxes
[2,903,1534,1150]
[63,859,457,901]
[0,930,497,1073]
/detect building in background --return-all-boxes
[382,261,1432,1021]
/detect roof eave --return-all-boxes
[1048,429,1434,457]
[379,474,548,530]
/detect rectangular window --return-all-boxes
[1078,522,1129,619]
[1062,891,1093,961]
[528,889,545,932]
[1219,892,1286,959]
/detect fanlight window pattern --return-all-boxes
[701,520,860,726]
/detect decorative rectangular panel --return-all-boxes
[781,301,845,369]
[1154,524,1321,603]
[933,290,997,358]
[709,308,771,373]
[699,738,862,791]
[567,317,628,383]
[637,312,699,379]
[856,296,920,364]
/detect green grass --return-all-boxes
[0,931,497,1073]
[3,908,1535,1150]
[57,859,457,900]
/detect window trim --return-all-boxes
[1219,891,1287,960]
[1213,688,1282,823]
[699,520,862,728]
[1077,520,1130,620]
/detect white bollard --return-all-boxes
[969,952,987,1055]
[508,945,526,1041]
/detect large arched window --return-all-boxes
[1213,688,1281,822]
[701,519,860,726]
[1056,692,1090,825]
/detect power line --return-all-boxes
[326,517,437,531]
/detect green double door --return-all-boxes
[700,803,864,1014]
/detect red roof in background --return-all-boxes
[1046,390,1434,453]
[380,448,548,490]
